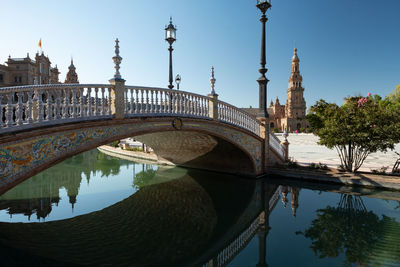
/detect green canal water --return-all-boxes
[0,149,399,266]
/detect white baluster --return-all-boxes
[125,89,129,114]
[0,95,4,127]
[135,89,139,114]
[72,88,77,119]
[38,91,44,122]
[177,93,181,114]
[55,90,61,120]
[87,87,92,117]
[78,88,83,118]
[47,91,53,121]
[16,92,23,126]
[140,89,144,114]
[145,90,149,114]
[150,90,154,113]
[130,88,134,114]
[94,87,99,116]
[63,88,69,119]
[101,87,106,116]
[108,87,112,116]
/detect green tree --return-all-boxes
[307,94,400,172]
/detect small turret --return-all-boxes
[65,58,79,84]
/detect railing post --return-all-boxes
[208,66,218,120]
[281,139,289,162]
[208,94,218,120]
[109,78,126,119]
[259,118,270,173]
[109,38,125,119]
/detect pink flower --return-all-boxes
[373,102,376,106]
[368,93,372,96]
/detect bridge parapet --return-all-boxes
[269,133,285,159]
[0,83,262,137]
[0,84,112,134]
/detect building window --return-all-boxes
[0,74,3,83]
[14,77,18,83]
[19,76,22,83]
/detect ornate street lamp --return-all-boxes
[256,0,272,119]
[165,17,177,89]
[175,74,181,90]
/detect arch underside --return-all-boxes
[0,118,263,193]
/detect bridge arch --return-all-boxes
[0,117,263,193]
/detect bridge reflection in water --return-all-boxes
[0,149,289,266]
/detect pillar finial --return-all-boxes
[210,66,217,95]
[112,38,123,79]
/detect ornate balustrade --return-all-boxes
[269,133,285,160]
[124,86,210,118]
[0,83,264,140]
[0,84,112,134]
[217,101,260,136]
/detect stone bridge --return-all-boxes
[0,41,287,190]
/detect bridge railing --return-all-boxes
[269,132,285,160]
[0,84,112,134]
[124,86,261,136]
[0,83,263,138]
[217,100,260,136]
[124,86,210,119]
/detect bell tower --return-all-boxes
[285,48,306,119]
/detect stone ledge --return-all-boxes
[97,145,173,165]
[269,167,400,191]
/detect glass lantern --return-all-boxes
[165,18,177,44]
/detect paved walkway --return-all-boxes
[270,167,400,191]
[276,133,400,173]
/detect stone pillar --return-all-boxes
[208,93,219,120]
[281,139,289,161]
[259,118,270,172]
[208,67,218,120]
[109,78,126,119]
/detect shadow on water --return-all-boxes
[0,150,266,267]
[0,150,399,266]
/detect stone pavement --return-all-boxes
[277,133,400,173]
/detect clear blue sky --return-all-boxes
[1,0,399,109]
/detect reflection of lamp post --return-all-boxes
[175,74,181,90]
[256,0,272,119]
[165,17,177,89]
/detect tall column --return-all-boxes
[256,1,272,174]
[257,13,269,119]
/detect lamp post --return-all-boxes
[256,0,271,119]
[165,17,177,89]
[175,74,181,90]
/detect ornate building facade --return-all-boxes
[0,52,79,87]
[242,48,309,132]
[268,48,308,132]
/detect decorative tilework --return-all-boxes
[0,119,264,186]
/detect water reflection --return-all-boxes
[299,194,400,266]
[0,150,136,221]
[0,150,399,266]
